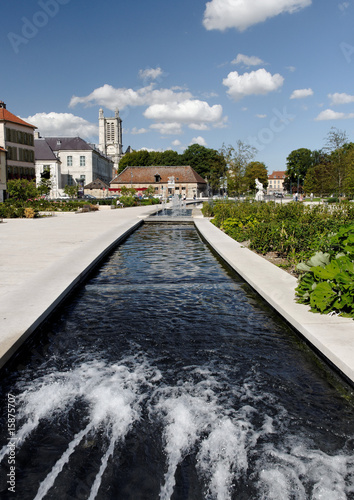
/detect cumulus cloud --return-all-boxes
[144,99,223,123]
[203,0,312,31]
[232,54,264,66]
[191,136,207,146]
[138,67,163,81]
[150,122,183,135]
[172,139,181,146]
[24,112,98,139]
[69,83,193,111]
[223,69,284,101]
[130,127,149,134]
[328,92,354,105]
[290,88,313,99]
[315,109,354,120]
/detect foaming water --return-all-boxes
[0,224,353,499]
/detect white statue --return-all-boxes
[255,178,264,201]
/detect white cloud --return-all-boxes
[144,99,223,124]
[150,122,183,135]
[172,139,181,146]
[24,112,98,139]
[290,88,313,99]
[130,127,149,134]
[256,114,267,118]
[328,92,354,105]
[69,83,193,111]
[286,66,296,72]
[138,67,163,81]
[191,136,207,146]
[338,2,349,11]
[315,109,354,121]
[203,0,311,31]
[232,54,264,66]
[188,123,210,130]
[223,69,284,101]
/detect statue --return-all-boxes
[255,178,264,201]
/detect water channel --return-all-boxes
[0,223,353,500]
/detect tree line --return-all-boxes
[285,128,354,198]
[117,126,354,198]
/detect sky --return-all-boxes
[1,0,354,171]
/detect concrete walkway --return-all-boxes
[1,207,354,386]
[0,206,156,368]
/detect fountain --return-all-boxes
[0,223,353,499]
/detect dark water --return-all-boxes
[0,224,353,500]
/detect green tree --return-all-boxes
[243,161,268,192]
[286,148,314,191]
[118,150,152,173]
[324,128,350,196]
[182,144,226,193]
[144,185,155,198]
[7,179,38,201]
[221,141,257,195]
[63,184,78,198]
[37,169,52,197]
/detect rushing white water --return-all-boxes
[1,225,353,499]
[1,354,354,499]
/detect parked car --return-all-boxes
[82,194,96,200]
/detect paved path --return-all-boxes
[0,206,156,367]
[1,206,354,387]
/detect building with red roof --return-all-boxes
[110,165,207,199]
[0,101,36,184]
[267,170,286,194]
[0,146,7,202]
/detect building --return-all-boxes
[0,146,7,202]
[34,136,61,199]
[99,108,123,176]
[0,101,36,183]
[267,171,286,194]
[110,165,207,199]
[83,178,110,198]
[34,135,114,196]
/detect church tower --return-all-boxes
[99,108,123,175]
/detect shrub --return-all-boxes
[296,225,354,317]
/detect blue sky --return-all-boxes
[2,0,353,171]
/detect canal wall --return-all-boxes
[0,207,156,369]
[194,217,354,386]
[1,206,354,387]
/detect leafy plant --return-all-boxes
[296,226,354,317]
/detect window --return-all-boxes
[67,156,72,167]
[80,156,85,167]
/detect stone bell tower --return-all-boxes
[99,108,123,175]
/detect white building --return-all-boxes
[267,171,286,194]
[34,135,114,197]
[98,108,124,176]
[34,136,61,198]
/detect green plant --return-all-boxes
[296,226,354,317]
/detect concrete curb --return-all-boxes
[194,218,354,385]
[0,212,150,369]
